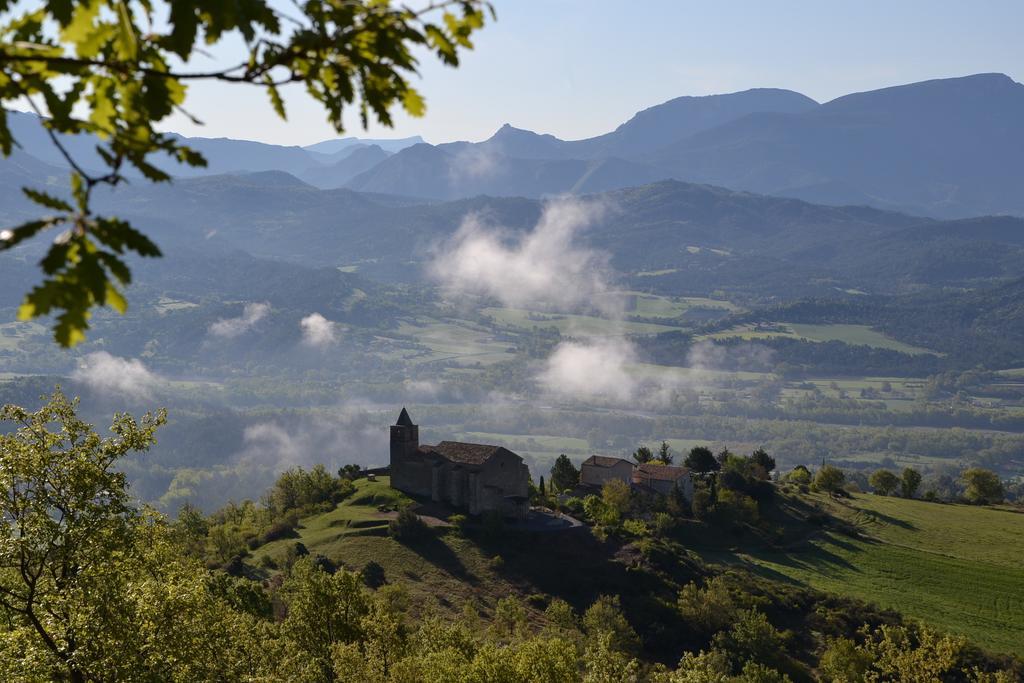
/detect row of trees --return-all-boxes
[788,462,1007,506]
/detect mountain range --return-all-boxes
[4,73,1024,218]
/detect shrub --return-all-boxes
[652,512,676,537]
[623,519,649,537]
[260,519,297,545]
[388,507,428,542]
[448,513,469,535]
[563,496,584,515]
[677,576,736,634]
[692,489,713,521]
[582,595,641,655]
[819,637,872,682]
[713,608,786,668]
[361,560,386,588]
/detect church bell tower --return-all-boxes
[390,407,419,467]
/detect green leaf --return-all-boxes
[22,187,72,212]
[105,282,127,314]
[264,75,287,120]
[402,88,425,117]
[0,218,58,250]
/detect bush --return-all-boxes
[692,489,713,521]
[361,560,386,588]
[623,519,649,537]
[260,519,297,545]
[713,608,786,669]
[677,576,736,634]
[563,496,584,515]
[448,513,469,536]
[652,512,676,537]
[388,507,428,542]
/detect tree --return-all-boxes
[961,468,1004,505]
[550,454,580,492]
[712,608,785,670]
[0,390,163,680]
[658,441,674,465]
[677,577,736,634]
[787,465,812,486]
[0,0,492,346]
[814,465,846,497]
[581,595,640,655]
[281,558,369,681]
[632,445,654,464]
[869,469,900,496]
[685,446,721,476]
[601,480,631,519]
[0,391,267,681]
[900,467,922,499]
[750,448,775,477]
[539,475,546,498]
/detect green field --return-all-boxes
[482,306,683,336]
[723,493,1024,654]
[705,322,936,355]
[391,318,513,365]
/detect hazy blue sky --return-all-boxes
[162,0,1024,147]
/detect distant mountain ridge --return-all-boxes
[3,73,1023,216]
[339,74,1024,217]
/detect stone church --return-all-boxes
[389,408,531,520]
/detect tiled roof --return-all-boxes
[634,463,690,482]
[582,455,632,468]
[425,440,513,465]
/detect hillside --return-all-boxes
[236,475,1024,674]
[725,492,1024,654]
[69,172,1024,298]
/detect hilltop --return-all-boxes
[235,475,1023,673]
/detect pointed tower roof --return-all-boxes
[396,407,414,427]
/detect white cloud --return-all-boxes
[300,313,337,347]
[448,145,501,183]
[237,405,388,471]
[430,198,614,314]
[71,351,160,400]
[209,302,270,338]
[537,337,638,403]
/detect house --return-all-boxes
[389,408,530,520]
[632,463,694,500]
[580,455,634,488]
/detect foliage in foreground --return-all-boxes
[1,392,1020,682]
[0,0,491,345]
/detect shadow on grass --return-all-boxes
[865,509,918,530]
[396,531,476,584]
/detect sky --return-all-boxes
[160,0,1024,147]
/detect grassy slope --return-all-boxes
[249,478,529,619]
[728,493,1024,654]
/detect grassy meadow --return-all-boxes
[722,493,1024,654]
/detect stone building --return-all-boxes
[389,408,530,520]
[632,462,694,499]
[580,455,635,488]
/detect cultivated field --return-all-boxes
[729,493,1024,654]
